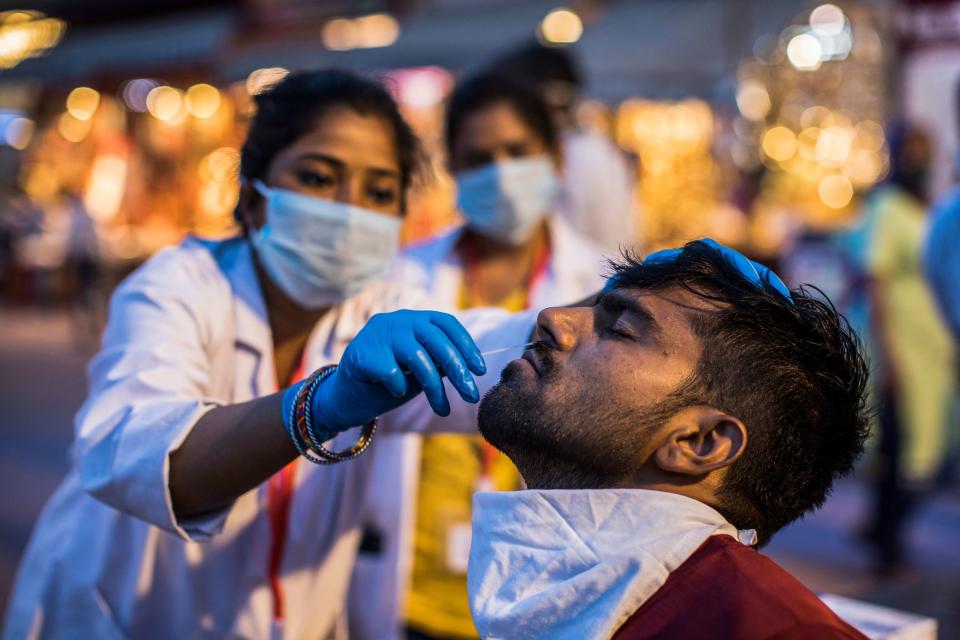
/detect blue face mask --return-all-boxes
[250,180,401,308]
[455,155,559,245]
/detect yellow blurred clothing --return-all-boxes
[404,252,533,638]
[868,186,956,482]
[404,435,522,638]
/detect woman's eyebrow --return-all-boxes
[294,152,344,168]
[294,153,399,180]
[366,167,400,179]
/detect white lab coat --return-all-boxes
[348,217,608,640]
[2,236,534,640]
[557,129,638,253]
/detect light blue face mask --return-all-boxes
[250,180,401,308]
[455,155,559,245]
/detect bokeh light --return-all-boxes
[540,8,583,45]
[787,33,822,70]
[356,13,399,48]
[810,4,846,36]
[801,105,832,129]
[736,81,771,121]
[818,174,854,209]
[122,79,159,112]
[146,86,183,121]
[843,149,887,187]
[0,11,66,70]
[322,18,356,51]
[185,83,221,119]
[762,126,797,162]
[66,87,100,121]
[57,112,91,142]
[388,66,453,109]
[197,147,240,230]
[5,116,33,149]
[815,125,853,167]
[322,14,399,50]
[854,120,885,152]
[84,154,128,221]
[797,127,822,161]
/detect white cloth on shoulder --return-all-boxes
[468,488,755,640]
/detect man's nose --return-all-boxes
[535,306,584,352]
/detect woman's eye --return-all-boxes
[507,145,530,158]
[296,170,335,188]
[368,187,397,205]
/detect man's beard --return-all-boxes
[477,354,691,490]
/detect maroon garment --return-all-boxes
[613,535,866,639]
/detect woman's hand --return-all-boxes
[313,310,488,434]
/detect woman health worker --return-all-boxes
[350,73,606,640]
[3,70,533,639]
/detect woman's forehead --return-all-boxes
[282,107,400,173]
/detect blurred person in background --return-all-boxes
[0,185,40,301]
[923,79,960,488]
[861,120,956,574]
[3,69,536,640]
[487,41,637,254]
[924,80,960,343]
[53,186,104,348]
[349,72,606,640]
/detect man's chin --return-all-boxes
[480,359,539,417]
[478,371,535,450]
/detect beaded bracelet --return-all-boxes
[283,368,330,465]
[289,365,378,465]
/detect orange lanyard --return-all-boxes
[459,234,551,481]
[267,359,306,621]
[459,234,551,312]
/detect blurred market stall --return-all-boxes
[0,0,956,304]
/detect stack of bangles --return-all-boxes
[285,364,378,465]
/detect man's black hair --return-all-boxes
[610,240,871,544]
[444,72,558,159]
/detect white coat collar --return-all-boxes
[468,489,754,640]
[394,216,607,309]
[199,236,278,390]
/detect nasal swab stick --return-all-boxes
[479,342,536,357]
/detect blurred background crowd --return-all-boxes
[0,0,958,636]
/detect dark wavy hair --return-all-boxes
[238,69,421,215]
[444,72,558,159]
[609,240,871,545]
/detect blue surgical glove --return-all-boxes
[605,238,792,303]
[304,310,488,436]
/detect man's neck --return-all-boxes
[456,221,550,307]
[519,465,727,519]
[254,254,329,341]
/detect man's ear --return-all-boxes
[236,180,266,230]
[652,407,747,476]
